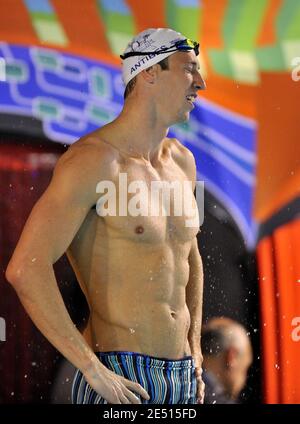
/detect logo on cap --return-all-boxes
[129,34,156,53]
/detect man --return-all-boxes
[6,28,206,404]
[201,317,253,404]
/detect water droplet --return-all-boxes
[31,258,36,263]
[30,186,34,191]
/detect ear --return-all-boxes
[140,64,159,85]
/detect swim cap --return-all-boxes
[121,28,187,87]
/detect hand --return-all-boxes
[192,352,205,404]
[84,359,150,404]
[195,366,205,404]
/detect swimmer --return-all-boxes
[6,28,206,404]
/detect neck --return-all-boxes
[105,96,169,161]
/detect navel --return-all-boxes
[135,225,144,234]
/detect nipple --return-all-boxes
[135,225,144,234]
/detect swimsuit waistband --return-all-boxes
[95,351,194,370]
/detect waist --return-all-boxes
[88,305,191,358]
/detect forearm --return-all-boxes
[7,260,99,373]
[186,245,203,358]
[187,296,202,357]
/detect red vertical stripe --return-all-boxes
[257,219,300,403]
[257,237,279,403]
[273,228,296,403]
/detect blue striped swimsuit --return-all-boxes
[72,351,197,404]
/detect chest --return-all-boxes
[95,161,199,244]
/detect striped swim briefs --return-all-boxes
[72,351,197,404]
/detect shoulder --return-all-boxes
[50,133,120,206]
[166,137,196,181]
[54,133,120,181]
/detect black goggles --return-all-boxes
[120,38,199,60]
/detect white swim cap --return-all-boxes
[121,28,189,87]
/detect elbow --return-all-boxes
[5,258,26,287]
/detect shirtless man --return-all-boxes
[6,28,206,404]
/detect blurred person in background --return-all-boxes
[201,317,253,404]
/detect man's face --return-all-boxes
[155,50,205,125]
[227,343,253,399]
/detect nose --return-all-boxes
[194,71,206,91]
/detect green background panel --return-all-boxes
[102,13,134,34]
[222,0,245,47]
[276,0,299,40]
[33,19,68,45]
[256,45,286,71]
[208,49,234,78]
[166,3,200,40]
[232,0,268,50]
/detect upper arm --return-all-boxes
[188,237,202,269]
[186,237,203,308]
[10,145,103,267]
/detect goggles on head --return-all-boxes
[120,38,199,60]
